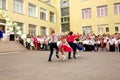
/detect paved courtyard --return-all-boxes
[0,51,120,80]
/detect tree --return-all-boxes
[0,11,22,37]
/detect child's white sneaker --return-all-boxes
[62,55,66,60]
[76,54,80,57]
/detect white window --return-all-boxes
[40,8,47,20]
[114,3,120,14]
[0,0,6,9]
[13,0,23,14]
[41,26,46,36]
[82,8,91,19]
[61,16,69,23]
[82,26,92,35]
[50,12,55,22]
[13,21,24,35]
[29,24,36,36]
[60,1,69,7]
[98,27,103,35]
[97,5,107,17]
[28,3,36,17]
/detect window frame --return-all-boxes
[40,8,47,20]
[114,3,120,14]
[106,27,109,32]
[0,0,6,9]
[82,8,91,19]
[41,26,46,36]
[97,5,108,17]
[50,11,55,23]
[28,3,37,17]
[13,0,24,14]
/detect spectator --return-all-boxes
[0,27,3,41]
[6,28,11,41]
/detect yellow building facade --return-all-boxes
[1,0,120,38]
[0,0,60,39]
[70,0,120,35]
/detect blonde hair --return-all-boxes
[51,29,55,34]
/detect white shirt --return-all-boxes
[49,34,59,43]
[6,30,11,35]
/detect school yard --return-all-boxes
[0,51,120,80]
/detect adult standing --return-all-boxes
[6,28,11,41]
[0,27,3,41]
[48,29,59,61]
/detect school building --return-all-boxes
[0,0,120,40]
[0,0,61,40]
[69,0,120,35]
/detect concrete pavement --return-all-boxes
[0,51,120,80]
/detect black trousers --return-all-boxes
[26,42,30,50]
[119,43,120,52]
[110,45,115,52]
[48,43,59,61]
[68,42,76,58]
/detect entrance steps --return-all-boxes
[0,41,26,53]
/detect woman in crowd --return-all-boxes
[6,28,11,41]
[0,27,3,41]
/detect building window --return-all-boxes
[29,24,36,36]
[50,12,55,22]
[61,16,69,23]
[61,7,69,16]
[98,27,103,35]
[60,1,69,8]
[61,23,70,32]
[106,27,109,32]
[41,26,46,36]
[97,5,108,17]
[82,26,92,35]
[45,0,50,5]
[40,8,47,20]
[0,0,6,9]
[82,8,91,19]
[13,0,23,14]
[114,3,120,14]
[28,3,36,17]
[13,21,24,35]
[115,26,119,33]
[61,18,63,23]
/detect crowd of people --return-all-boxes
[19,29,120,61]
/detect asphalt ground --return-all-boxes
[0,51,120,80]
